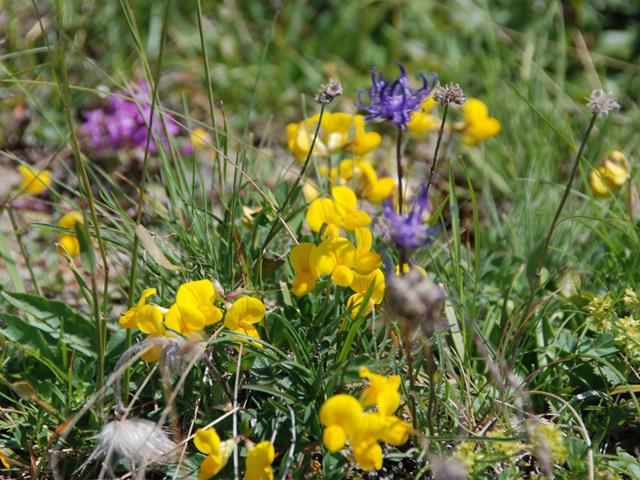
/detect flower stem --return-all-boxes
[258,104,325,258]
[425,103,449,198]
[534,113,598,278]
[396,128,404,214]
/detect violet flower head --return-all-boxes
[81,81,189,154]
[382,186,434,250]
[357,63,437,130]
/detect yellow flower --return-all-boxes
[57,211,84,258]
[337,159,395,204]
[319,394,363,452]
[460,98,501,146]
[317,236,357,287]
[17,165,51,195]
[224,296,266,344]
[194,427,232,480]
[353,228,382,275]
[358,367,401,416]
[347,269,385,317]
[119,288,168,361]
[289,243,319,296]
[350,413,385,471]
[165,280,223,336]
[119,288,162,329]
[191,127,212,149]
[286,113,380,163]
[302,181,321,203]
[306,186,371,237]
[590,150,630,197]
[407,97,439,135]
[245,441,275,480]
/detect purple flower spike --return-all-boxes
[80,81,186,155]
[382,186,435,250]
[357,63,437,130]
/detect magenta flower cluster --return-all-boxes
[357,63,437,130]
[81,81,190,154]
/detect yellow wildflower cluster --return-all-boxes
[407,96,501,146]
[530,422,568,465]
[590,150,630,198]
[119,279,266,360]
[319,367,411,471]
[290,186,385,316]
[194,427,274,480]
[56,211,84,258]
[587,290,640,359]
[286,112,380,162]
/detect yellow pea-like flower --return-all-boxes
[353,228,382,275]
[347,269,386,318]
[57,211,84,258]
[319,394,363,452]
[358,367,401,416]
[289,243,319,296]
[407,97,439,136]
[194,427,233,480]
[224,296,266,343]
[590,150,630,198]
[338,159,395,204]
[460,98,501,146]
[119,288,160,329]
[350,115,381,156]
[17,165,51,195]
[245,441,275,480]
[317,237,357,287]
[165,280,223,336]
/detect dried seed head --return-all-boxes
[432,83,466,105]
[386,269,446,335]
[587,89,620,116]
[89,417,177,468]
[314,78,343,104]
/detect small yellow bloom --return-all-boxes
[590,150,630,197]
[358,367,401,416]
[319,394,363,452]
[337,159,395,204]
[306,186,371,237]
[350,413,385,471]
[290,243,319,296]
[194,427,232,480]
[286,113,380,163]
[119,288,161,329]
[57,211,84,258]
[245,441,275,480]
[224,296,266,343]
[191,127,212,149]
[17,165,51,195]
[347,269,385,317]
[407,97,439,136]
[165,280,223,336]
[317,236,357,287]
[460,98,501,146]
[353,228,382,275]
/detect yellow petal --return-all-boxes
[119,307,138,329]
[198,454,223,480]
[365,177,395,204]
[18,165,51,195]
[319,394,363,435]
[141,342,163,362]
[407,111,439,135]
[377,388,401,417]
[245,441,275,480]
[381,416,411,446]
[331,265,354,287]
[224,297,266,329]
[290,243,318,274]
[194,428,221,456]
[352,440,383,471]
[136,305,165,336]
[590,167,611,197]
[165,302,206,335]
[58,211,84,230]
[603,159,630,187]
[340,210,371,231]
[354,252,382,275]
[138,288,158,307]
[354,227,372,253]
[332,186,358,212]
[59,235,80,258]
[322,425,347,452]
[306,198,340,233]
[302,181,321,203]
[291,271,317,297]
[352,132,381,156]
[463,98,489,123]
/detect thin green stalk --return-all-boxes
[425,103,449,198]
[7,207,40,295]
[257,104,326,260]
[395,128,404,214]
[48,0,111,394]
[534,113,598,279]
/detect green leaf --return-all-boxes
[75,220,96,275]
[1,292,96,357]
